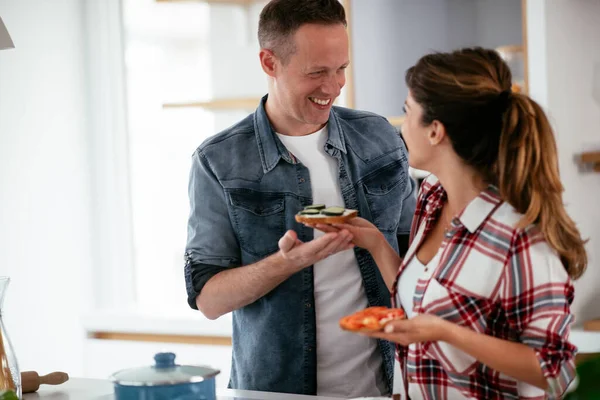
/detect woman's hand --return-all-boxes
[305,217,386,253]
[362,314,452,346]
[367,313,550,391]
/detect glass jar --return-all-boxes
[0,277,21,399]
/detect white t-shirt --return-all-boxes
[397,256,427,319]
[277,126,387,398]
[393,251,443,399]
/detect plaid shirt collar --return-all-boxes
[421,180,503,234]
[395,179,504,296]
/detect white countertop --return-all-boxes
[23,378,345,400]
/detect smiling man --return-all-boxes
[184,0,416,397]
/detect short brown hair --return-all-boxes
[258,0,346,63]
[405,47,587,279]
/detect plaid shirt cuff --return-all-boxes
[535,349,576,397]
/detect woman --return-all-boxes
[300,47,587,399]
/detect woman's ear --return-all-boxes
[428,120,446,146]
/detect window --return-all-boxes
[123,0,218,313]
[105,0,350,316]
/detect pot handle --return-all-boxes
[154,352,177,369]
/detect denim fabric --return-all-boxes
[185,95,417,395]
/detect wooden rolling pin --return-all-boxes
[21,371,69,394]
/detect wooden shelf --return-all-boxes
[584,318,600,332]
[91,331,232,346]
[387,115,405,128]
[580,151,600,172]
[163,97,261,110]
[156,0,258,5]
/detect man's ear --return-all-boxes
[428,120,447,146]
[260,49,277,78]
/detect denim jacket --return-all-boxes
[185,95,417,395]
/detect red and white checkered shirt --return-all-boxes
[391,174,576,400]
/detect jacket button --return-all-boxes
[305,303,312,308]
[299,178,305,183]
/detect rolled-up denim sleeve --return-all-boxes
[184,150,241,309]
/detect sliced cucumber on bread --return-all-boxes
[295,204,358,224]
[304,204,326,210]
[321,206,345,216]
[299,209,320,215]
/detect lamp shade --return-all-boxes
[0,16,14,50]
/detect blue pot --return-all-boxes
[110,352,220,400]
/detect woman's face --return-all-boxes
[401,91,435,171]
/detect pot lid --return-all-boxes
[110,352,220,386]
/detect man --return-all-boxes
[184,0,416,397]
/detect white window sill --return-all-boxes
[81,311,600,353]
[81,308,232,337]
[570,328,600,354]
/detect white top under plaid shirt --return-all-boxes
[391,174,577,399]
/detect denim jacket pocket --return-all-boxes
[227,189,286,258]
[362,160,406,232]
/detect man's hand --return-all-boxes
[278,229,354,271]
[196,229,353,319]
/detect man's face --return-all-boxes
[271,23,349,133]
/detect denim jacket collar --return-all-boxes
[254,94,347,174]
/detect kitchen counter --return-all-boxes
[23,378,345,400]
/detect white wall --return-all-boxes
[350,0,447,117]
[527,0,600,325]
[209,3,266,100]
[350,0,521,117]
[446,0,477,50]
[474,0,522,49]
[525,0,548,109]
[0,0,92,375]
[209,3,267,132]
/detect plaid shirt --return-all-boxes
[391,175,576,399]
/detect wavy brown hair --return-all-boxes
[405,47,587,279]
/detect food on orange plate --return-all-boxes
[339,306,406,333]
[295,205,358,224]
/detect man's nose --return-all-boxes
[321,74,343,97]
